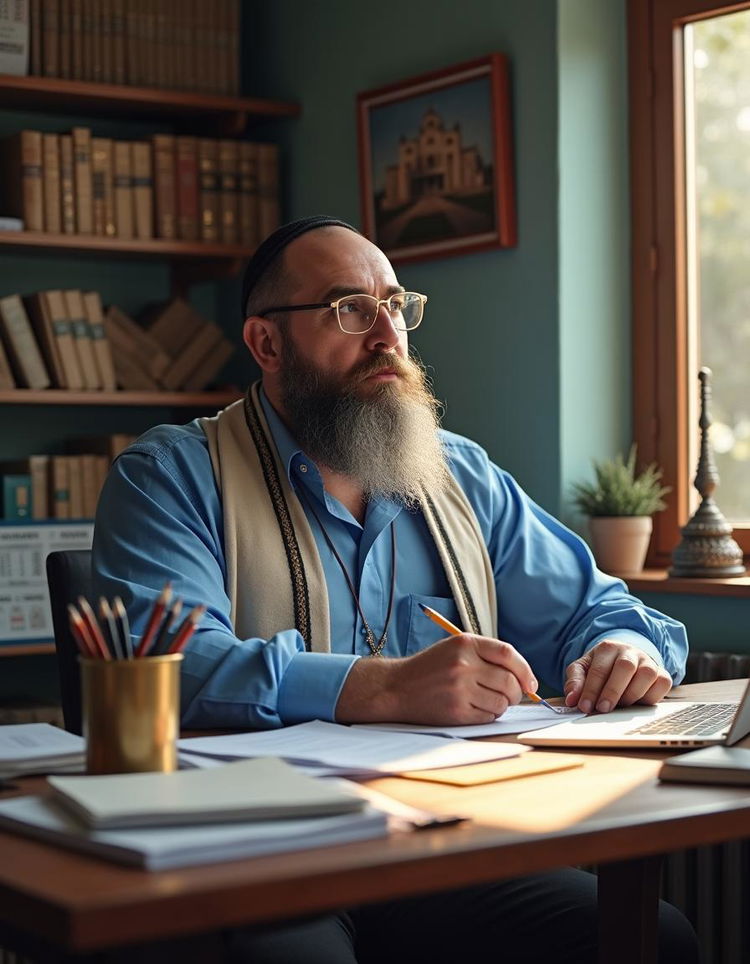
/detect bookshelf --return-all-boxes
[0,71,294,673]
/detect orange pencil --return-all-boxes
[68,604,106,659]
[135,582,172,657]
[417,603,563,715]
[167,604,206,654]
[77,596,111,659]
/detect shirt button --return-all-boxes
[299,463,308,473]
[360,626,367,635]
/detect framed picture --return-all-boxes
[357,53,516,264]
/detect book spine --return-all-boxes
[44,288,85,389]
[182,337,234,392]
[218,139,239,245]
[29,454,50,519]
[80,0,92,80]
[238,140,258,249]
[113,140,133,239]
[90,0,102,83]
[228,0,239,95]
[91,137,115,237]
[160,321,223,390]
[30,0,42,75]
[59,134,76,234]
[0,0,31,77]
[198,138,219,242]
[152,133,176,239]
[111,0,125,84]
[175,135,198,241]
[82,291,117,390]
[42,132,62,234]
[70,0,83,78]
[0,335,16,390]
[58,0,71,78]
[24,292,65,386]
[63,288,100,389]
[13,130,44,231]
[0,293,51,389]
[124,0,139,85]
[2,475,32,521]
[72,126,93,235]
[50,455,71,519]
[41,0,59,76]
[130,140,153,239]
[98,0,112,84]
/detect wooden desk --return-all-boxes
[1,680,748,964]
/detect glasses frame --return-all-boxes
[258,291,428,334]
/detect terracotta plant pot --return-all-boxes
[588,516,653,574]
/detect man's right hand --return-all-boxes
[334,634,538,725]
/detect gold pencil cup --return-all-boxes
[81,654,183,775]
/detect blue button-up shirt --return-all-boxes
[92,390,688,729]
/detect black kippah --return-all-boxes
[241,215,359,318]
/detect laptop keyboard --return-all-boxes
[626,703,737,737]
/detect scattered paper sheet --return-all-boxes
[353,704,585,739]
[179,720,527,776]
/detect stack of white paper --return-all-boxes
[178,720,526,777]
[47,757,365,829]
[0,724,84,779]
[0,794,389,871]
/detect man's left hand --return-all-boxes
[564,639,672,714]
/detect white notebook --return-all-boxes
[48,757,365,829]
[0,794,389,871]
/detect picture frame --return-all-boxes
[356,53,516,264]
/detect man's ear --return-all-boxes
[243,316,283,373]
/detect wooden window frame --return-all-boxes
[628,0,750,568]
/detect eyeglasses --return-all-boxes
[259,291,428,334]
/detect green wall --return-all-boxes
[245,0,562,511]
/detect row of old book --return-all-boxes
[0,434,135,521]
[0,292,236,393]
[3,129,280,246]
[28,0,240,95]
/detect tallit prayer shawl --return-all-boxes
[201,382,497,651]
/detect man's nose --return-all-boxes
[365,301,401,350]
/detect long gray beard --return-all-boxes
[280,346,450,508]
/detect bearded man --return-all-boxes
[93,216,698,964]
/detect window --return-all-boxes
[629,0,750,566]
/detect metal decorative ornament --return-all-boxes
[670,368,745,577]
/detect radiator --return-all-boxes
[660,651,750,964]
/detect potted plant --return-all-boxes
[571,445,671,573]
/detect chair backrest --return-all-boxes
[46,549,93,735]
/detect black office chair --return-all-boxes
[46,549,93,735]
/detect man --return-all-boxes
[93,216,699,963]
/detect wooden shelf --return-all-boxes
[0,75,299,135]
[0,230,252,262]
[0,389,243,407]
[0,644,55,657]
[615,568,750,599]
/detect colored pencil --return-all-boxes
[135,582,172,657]
[76,596,111,659]
[150,598,183,656]
[68,604,107,660]
[113,597,133,660]
[167,604,206,654]
[99,596,124,660]
[417,603,563,714]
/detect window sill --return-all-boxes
[614,569,750,598]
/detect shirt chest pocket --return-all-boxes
[403,594,463,656]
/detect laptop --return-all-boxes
[518,678,750,749]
